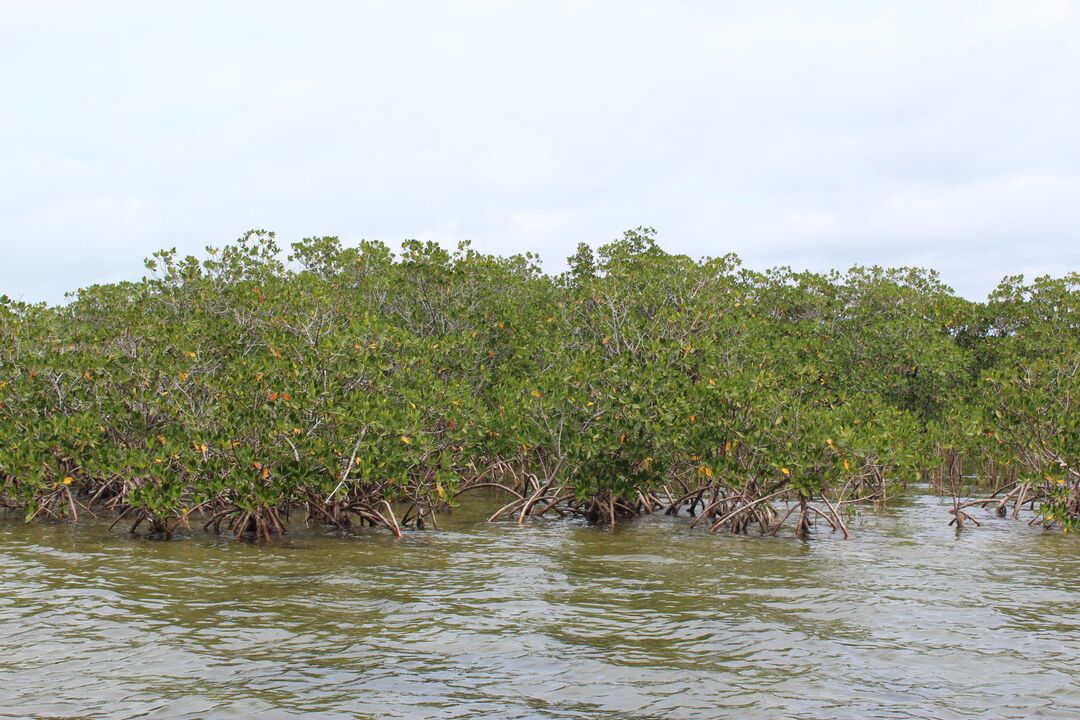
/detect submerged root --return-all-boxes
[467,473,855,537]
[25,484,86,524]
[122,508,188,540]
[305,495,406,538]
[201,504,289,542]
[693,486,852,539]
[949,477,1078,530]
[475,478,664,528]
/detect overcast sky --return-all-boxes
[2,1,1078,303]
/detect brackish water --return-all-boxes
[1,492,1077,720]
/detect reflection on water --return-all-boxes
[1,493,1077,719]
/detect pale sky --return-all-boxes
[2,0,1078,304]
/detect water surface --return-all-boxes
[1,493,1077,719]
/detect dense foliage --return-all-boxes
[1,229,1076,538]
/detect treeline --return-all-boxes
[0,229,1076,539]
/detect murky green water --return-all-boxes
[1,492,1077,719]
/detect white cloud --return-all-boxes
[1,1,1078,302]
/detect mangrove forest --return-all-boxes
[1,228,1077,541]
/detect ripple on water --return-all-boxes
[0,495,1078,720]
